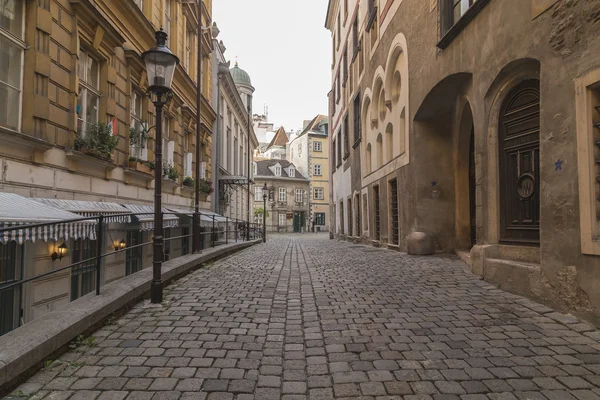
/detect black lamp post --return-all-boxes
[142,29,179,304]
[262,183,268,243]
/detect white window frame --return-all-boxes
[313,141,322,152]
[295,189,303,203]
[314,164,322,176]
[275,166,282,176]
[0,3,25,132]
[278,187,286,202]
[164,0,171,37]
[130,90,147,160]
[185,27,192,71]
[314,187,324,200]
[288,167,295,177]
[255,186,263,201]
[77,48,100,135]
[279,213,286,227]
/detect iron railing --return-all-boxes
[0,211,263,336]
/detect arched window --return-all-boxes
[386,123,393,162]
[366,143,372,174]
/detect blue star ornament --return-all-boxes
[554,159,563,171]
[431,181,437,187]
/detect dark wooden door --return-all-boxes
[469,129,476,248]
[499,80,540,245]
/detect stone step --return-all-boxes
[484,257,544,300]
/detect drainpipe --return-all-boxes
[215,76,221,214]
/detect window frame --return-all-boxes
[275,166,282,176]
[77,48,101,135]
[353,92,362,147]
[313,141,322,152]
[70,239,97,301]
[314,164,322,176]
[279,213,287,227]
[0,241,20,336]
[255,186,263,201]
[125,230,143,276]
[314,187,325,200]
[315,213,326,226]
[278,187,286,202]
[438,0,491,49]
[295,188,303,203]
[164,0,172,38]
[288,167,295,178]
[0,2,25,132]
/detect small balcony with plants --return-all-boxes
[162,162,180,191]
[67,122,119,173]
[127,123,153,176]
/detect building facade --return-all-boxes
[288,115,330,232]
[326,0,600,322]
[211,25,258,223]
[253,160,310,233]
[0,0,215,334]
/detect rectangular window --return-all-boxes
[363,193,369,231]
[255,186,263,201]
[336,71,341,103]
[275,166,281,176]
[356,193,361,236]
[0,242,19,336]
[70,239,97,301]
[164,0,171,37]
[353,92,361,144]
[126,230,143,276]
[313,141,322,152]
[314,187,324,200]
[288,167,295,178]
[343,48,348,86]
[315,213,326,226]
[234,137,239,175]
[366,0,378,32]
[181,227,189,256]
[77,49,100,135]
[130,90,147,160]
[278,187,286,202]
[0,2,24,131]
[439,0,490,47]
[389,179,399,245]
[352,15,360,58]
[295,189,303,203]
[343,114,350,157]
[337,134,342,167]
[185,28,192,71]
[314,164,322,176]
[332,138,337,168]
[279,213,287,227]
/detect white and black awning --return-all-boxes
[34,198,131,223]
[122,204,179,231]
[0,193,97,244]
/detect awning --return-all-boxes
[0,193,97,244]
[166,208,225,228]
[34,198,131,223]
[219,175,253,185]
[122,204,179,231]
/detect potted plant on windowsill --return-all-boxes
[74,122,119,161]
[198,178,213,202]
[163,162,179,183]
[128,157,153,175]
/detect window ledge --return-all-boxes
[352,137,362,149]
[66,148,116,170]
[124,167,154,182]
[437,0,491,50]
[0,126,54,153]
[162,178,180,191]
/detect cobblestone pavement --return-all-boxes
[9,234,600,400]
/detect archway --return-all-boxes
[455,102,475,250]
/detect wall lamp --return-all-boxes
[51,242,68,261]
[114,239,126,251]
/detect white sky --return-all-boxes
[213,0,331,132]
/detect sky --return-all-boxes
[213,0,331,132]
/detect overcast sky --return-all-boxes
[213,0,331,132]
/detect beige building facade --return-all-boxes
[0,0,215,334]
[327,0,600,323]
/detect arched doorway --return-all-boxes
[499,79,540,244]
[468,129,476,247]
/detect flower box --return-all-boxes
[128,160,152,175]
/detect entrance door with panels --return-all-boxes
[499,80,541,244]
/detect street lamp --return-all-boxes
[142,29,179,304]
[262,183,268,242]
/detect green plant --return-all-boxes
[75,122,119,160]
[254,207,269,218]
[129,124,149,149]
[145,160,156,170]
[183,176,194,187]
[198,178,213,195]
[164,163,179,181]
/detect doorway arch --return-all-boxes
[455,102,476,249]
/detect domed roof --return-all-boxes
[230,61,252,86]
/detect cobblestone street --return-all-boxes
[11,234,600,400]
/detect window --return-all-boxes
[181,227,190,256]
[0,1,24,131]
[279,213,286,227]
[366,0,378,32]
[255,186,263,201]
[288,167,295,178]
[348,198,353,237]
[295,189,303,203]
[275,165,282,176]
[130,90,147,160]
[343,114,350,157]
[313,141,322,152]
[332,138,337,169]
[336,13,341,48]
[278,187,286,202]
[337,134,342,167]
[134,0,143,9]
[355,193,361,236]
[343,48,348,86]
[314,187,324,200]
[374,185,381,240]
[0,242,19,336]
[439,0,489,47]
[77,49,100,134]
[162,116,173,166]
[314,164,322,176]
[339,201,345,235]
[298,143,302,155]
[71,239,97,301]
[234,137,239,174]
[126,230,143,276]
[185,28,192,71]
[353,92,361,144]
[315,213,326,226]
[390,179,399,245]
[352,15,360,58]
[253,162,257,175]
[163,0,171,37]
[336,71,341,103]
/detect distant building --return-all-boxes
[211,24,259,222]
[259,126,289,160]
[253,160,310,233]
[288,115,330,232]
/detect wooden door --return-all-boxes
[499,80,540,245]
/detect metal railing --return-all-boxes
[0,211,263,336]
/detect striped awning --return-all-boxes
[33,198,131,223]
[122,204,179,231]
[0,193,97,244]
[167,208,223,228]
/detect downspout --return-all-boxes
[215,77,221,214]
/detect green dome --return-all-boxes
[230,62,252,86]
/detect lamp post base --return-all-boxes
[151,280,163,303]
